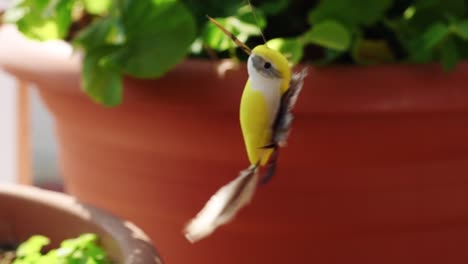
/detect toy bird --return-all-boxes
[184,16,307,243]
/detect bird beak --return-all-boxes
[206,15,252,55]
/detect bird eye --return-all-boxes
[263,62,271,69]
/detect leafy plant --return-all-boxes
[4,0,197,106]
[3,0,468,106]
[10,234,109,264]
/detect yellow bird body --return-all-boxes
[240,81,275,165]
[240,45,291,166]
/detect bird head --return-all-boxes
[206,16,291,93]
[248,45,291,94]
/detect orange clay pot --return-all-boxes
[2,25,468,263]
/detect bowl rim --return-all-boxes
[0,184,163,264]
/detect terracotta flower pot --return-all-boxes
[2,25,468,263]
[0,185,161,263]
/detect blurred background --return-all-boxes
[0,70,61,187]
[0,70,16,184]
[0,0,60,186]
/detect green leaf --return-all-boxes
[439,37,459,71]
[105,0,196,78]
[229,17,263,42]
[15,235,50,258]
[58,234,108,263]
[202,4,266,53]
[266,38,304,64]
[83,48,123,106]
[258,0,289,15]
[5,0,73,40]
[74,16,126,50]
[202,16,263,52]
[407,22,450,63]
[14,234,109,264]
[421,22,450,50]
[82,0,112,15]
[308,0,392,26]
[454,20,468,40]
[236,4,266,32]
[202,17,235,51]
[36,250,58,264]
[303,20,351,51]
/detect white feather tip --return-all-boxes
[184,166,259,243]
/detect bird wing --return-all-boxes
[261,68,307,184]
[272,68,308,146]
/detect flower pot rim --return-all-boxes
[0,184,162,264]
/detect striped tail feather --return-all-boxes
[184,165,259,243]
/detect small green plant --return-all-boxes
[9,234,109,264]
[3,0,468,106]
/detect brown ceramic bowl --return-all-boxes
[0,185,162,264]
